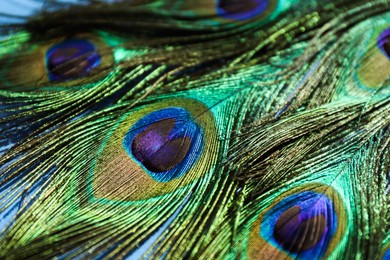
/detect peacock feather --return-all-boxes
[0,0,389,259]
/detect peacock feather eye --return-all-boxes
[2,33,113,89]
[384,249,390,260]
[269,192,334,254]
[167,0,278,24]
[382,243,390,260]
[216,0,269,21]
[123,107,203,182]
[46,38,101,82]
[90,98,219,202]
[378,28,390,59]
[355,24,390,90]
[247,184,346,259]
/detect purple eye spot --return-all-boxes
[131,118,192,173]
[273,205,327,252]
[123,107,203,182]
[377,28,390,59]
[216,0,269,21]
[46,39,101,82]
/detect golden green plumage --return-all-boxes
[0,0,389,259]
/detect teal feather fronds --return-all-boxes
[0,0,389,259]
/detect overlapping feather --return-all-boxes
[0,0,389,259]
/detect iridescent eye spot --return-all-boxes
[3,33,112,90]
[216,0,268,20]
[273,203,329,253]
[383,248,390,260]
[91,98,217,202]
[123,108,203,182]
[131,119,192,173]
[378,28,390,59]
[355,25,390,91]
[262,191,336,256]
[247,185,346,260]
[46,39,101,82]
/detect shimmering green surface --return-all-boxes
[0,0,389,259]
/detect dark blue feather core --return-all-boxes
[384,249,390,260]
[216,0,268,21]
[46,39,101,82]
[123,108,203,182]
[377,27,390,59]
[260,191,337,258]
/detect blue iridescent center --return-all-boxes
[216,0,268,21]
[260,191,337,259]
[383,248,390,260]
[46,39,101,82]
[123,108,203,182]
[377,28,390,59]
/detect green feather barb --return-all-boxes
[0,0,389,259]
